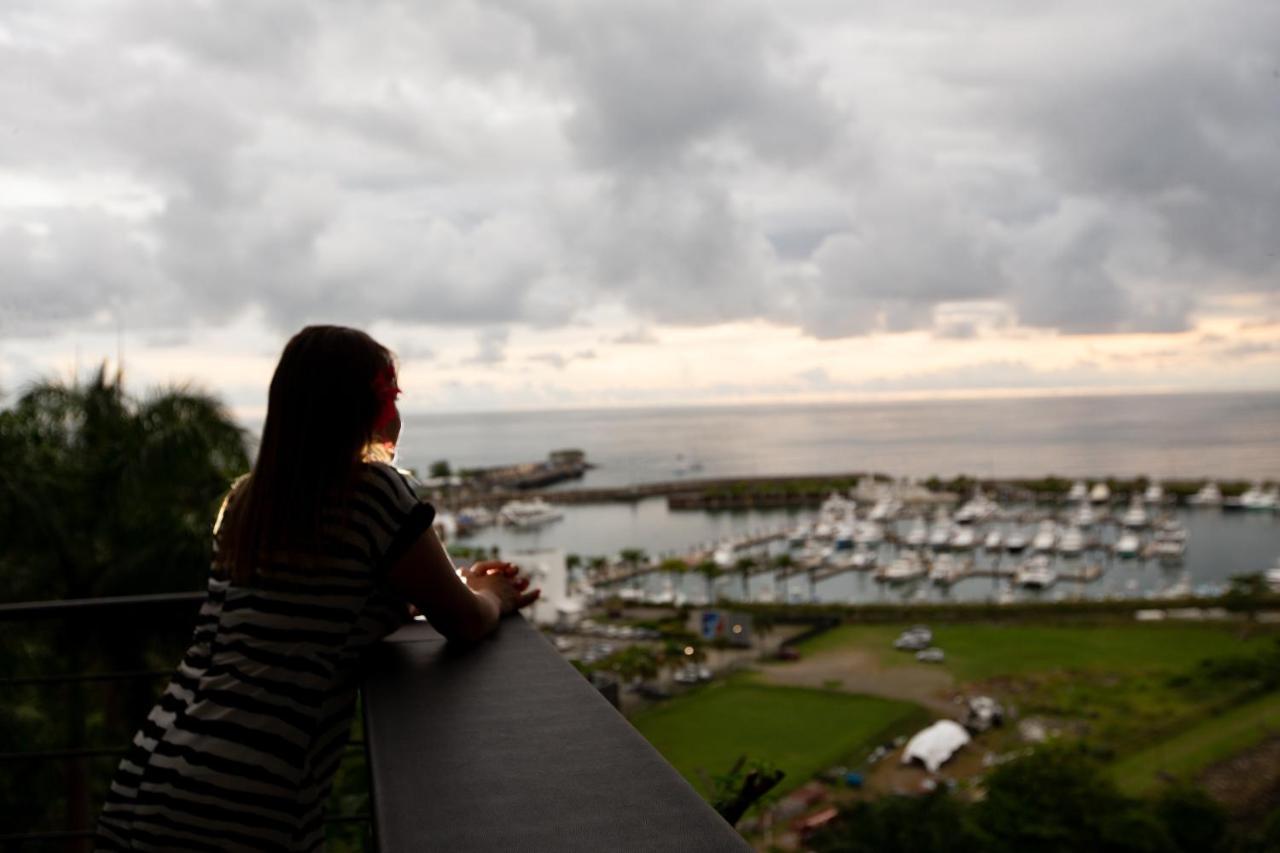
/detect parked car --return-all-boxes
[894,626,932,651]
[916,647,946,663]
[963,696,1005,733]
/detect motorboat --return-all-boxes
[904,516,928,548]
[929,553,963,585]
[854,520,886,546]
[950,526,977,550]
[1120,497,1149,528]
[1067,480,1088,502]
[1014,556,1057,590]
[928,507,953,549]
[1005,528,1030,553]
[851,544,878,570]
[833,521,855,551]
[787,525,811,548]
[819,492,857,519]
[1057,526,1085,556]
[499,498,564,528]
[954,490,998,524]
[1187,482,1222,507]
[1152,517,1187,543]
[457,505,497,528]
[1149,518,1188,563]
[1148,538,1186,563]
[1031,520,1058,552]
[1266,559,1280,592]
[983,529,1003,551]
[1143,482,1164,505]
[1089,482,1111,504]
[1071,502,1098,528]
[878,552,926,584]
[1113,530,1141,558]
[1237,485,1280,511]
[868,497,903,522]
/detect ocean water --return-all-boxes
[394,392,1280,605]
[398,392,1280,487]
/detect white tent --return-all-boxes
[901,720,970,772]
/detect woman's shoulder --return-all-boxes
[356,461,424,505]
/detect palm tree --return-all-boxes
[694,560,722,605]
[734,556,756,600]
[0,365,249,845]
[618,548,649,571]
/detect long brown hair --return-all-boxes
[217,326,395,583]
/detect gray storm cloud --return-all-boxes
[0,0,1276,341]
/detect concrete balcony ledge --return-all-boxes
[362,617,750,852]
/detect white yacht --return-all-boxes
[1057,526,1085,556]
[1015,556,1057,590]
[868,497,903,522]
[457,505,497,528]
[819,492,857,519]
[950,526,977,550]
[851,544,878,571]
[1121,497,1149,528]
[1005,528,1030,553]
[499,498,564,528]
[1188,482,1222,507]
[833,519,855,551]
[854,520,886,546]
[928,515,953,549]
[1239,485,1280,511]
[929,553,963,585]
[1031,520,1058,552]
[1071,502,1098,528]
[1089,482,1112,504]
[1067,480,1088,502]
[1148,538,1186,563]
[1143,482,1164,505]
[1113,530,1141,558]
[1265,559,1280,592]
[1152,517,1188,543]
[904,516,928,548]
[983,529,1003,551]
[878,551,926,584]
[954,490,998,524]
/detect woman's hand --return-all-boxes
[463,561,541,616]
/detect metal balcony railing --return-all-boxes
[363,616,748,851]
[0,593,372,850]
[1,594,748,851]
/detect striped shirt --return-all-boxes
[97,462,434,851]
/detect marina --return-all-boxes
[452,480,1280,608]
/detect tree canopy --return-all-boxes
[0,366,249,602]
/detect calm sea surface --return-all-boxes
[398,392,1280,486]
[392,392,1280,606]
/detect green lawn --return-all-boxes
[1111,690,1280,794]
[798,623,1277,682]
[630,680,923,798]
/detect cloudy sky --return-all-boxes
[2,0,1278,418]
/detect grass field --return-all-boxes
[630,678,924,798]
[1110,690,1280,794]
[797,622,1278,682]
